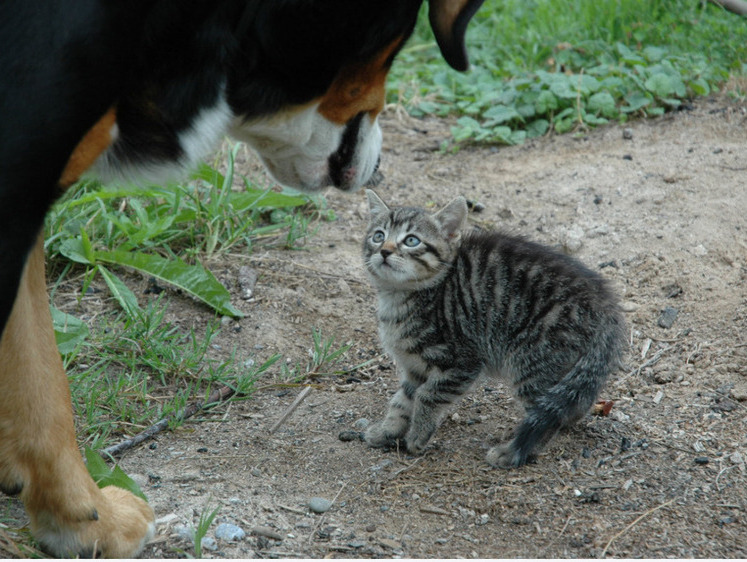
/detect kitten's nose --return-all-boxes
[380,248,392,260]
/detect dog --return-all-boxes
[0,0,484,556]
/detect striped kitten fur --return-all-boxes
[362,190,626,468]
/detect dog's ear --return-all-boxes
[428,0,485,71]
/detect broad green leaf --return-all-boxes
[645,73,675,98]
[95,250,243,318]
[59,237,95,265]
[535,90,559,113]
[483,105,522,125]
[549,76,577,99]
[689,78,710,96]
[526,119,550,138]
[97,265,143,318]
[621,92,652,113]
[587,92,617,117]
[84,447,147,502]
[51,306,89,355]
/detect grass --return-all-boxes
[45,146,339,454]
[388,0,747,144]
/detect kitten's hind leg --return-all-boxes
[365,379,417,449]
[487,382,599,468]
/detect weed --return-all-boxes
[192,504,220,559]
[280,328,353,383]
[388,0,747,144]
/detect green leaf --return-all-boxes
[483,105,522,125]
[59,237,95,265]
[526,119,549,138]
[621,92,652,113]
[689,78,711,96]
[549,75,578,99]
[51,306,89,355]
[97,265,143,318]
[84,447,148,502]
[230,188,308,211]
[535,90,559,113]
[645,73,675,98]
[587,92,617,118]
[95,249,243,318]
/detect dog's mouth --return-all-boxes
[328,112,383,190]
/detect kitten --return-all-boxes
[362,190,626,468]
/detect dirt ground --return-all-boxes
[8,94,747,558]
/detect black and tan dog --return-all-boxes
[0,0,484,557]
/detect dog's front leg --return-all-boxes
[0,234,155,557]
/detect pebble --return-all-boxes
[353,418,370,430]
[215,523,246,541]
[729,452,744,465]
[308,497,332,514]
[174,525,194,543]
[694,456,710,465]
[657,307,679,329]
[201,536,218,551]
[622,128,633,140]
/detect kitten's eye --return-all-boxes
[403,235,421,248]
[372,230,385,244]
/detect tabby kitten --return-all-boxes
[362,190,626,468]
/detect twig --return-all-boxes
[600,498,676,558]
[269,386,312,433]
[102,385,235,458]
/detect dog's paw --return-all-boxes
[34,485,155,558]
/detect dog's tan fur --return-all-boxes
[0,234,154,557]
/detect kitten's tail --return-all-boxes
[505,312,626,467]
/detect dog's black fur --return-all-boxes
[0,1,484,555]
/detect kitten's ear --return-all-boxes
[366,189,390,218]
[434,196,468,238]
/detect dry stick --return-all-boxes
[269,385,312,434]
[102,385,236,458]
[600,498,677,558]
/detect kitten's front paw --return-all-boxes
[364,422,401,449]
[486,443,529,469]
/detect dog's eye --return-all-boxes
[403,235,420,248]
[372,230,385,243]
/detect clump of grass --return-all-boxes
[388,0,747,144]
[280,328,353,383]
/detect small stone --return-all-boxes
[348,541,367,549]
[657,307,679,329]
[729,382,747,402]
[622,128,633,140]
[729,452,744,465]
[694,456,710,465]
[353,418,370,430]
[174,525,194,543]
[308,497,332,514]
[365,524,377,533]
[215,523,246,541]
[200,536,218,551]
